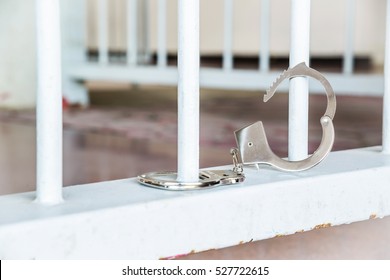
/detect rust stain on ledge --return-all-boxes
[238,238,254,245]
[160,250,196,260]
[314,223,332,230]
[370,214,377,219]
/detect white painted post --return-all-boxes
[223,0,234,71]
[141,0,151,63]
[127,0,138,66]
[157,0,167,68]
[98,0,109,64]
[289,0,311,160]
[260,0,270,72]
[343,0,355,74]
[177,0,200,183]
[60,0,89,106]
[383,0,390,153]
[35,0,63,204]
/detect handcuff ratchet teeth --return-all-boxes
[233,62,337,172]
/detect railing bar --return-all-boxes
[177,0,200,182]
[157,0,167,68]
[259,0,270,72]
[289,0,311,160]
[35,0,63,204]
[383,0,390,153]
[343,0,355,74]
[127,0,138,66]
[223,0,234,71]
[142,0,151,63]
[97,0,109,64]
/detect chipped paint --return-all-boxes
[238,238,254,245]
[314,223,332,229]
[295,229,305,233]
[370,214,377,219]
[160,249,197,260]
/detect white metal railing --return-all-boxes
[289,0,310,160]
[259,0,270,72]
[384,0,390,154]
[177,0,200,182]
[97,0,109,64]
[63,0,386,107]
[223,0,233,71]
[343,0,356,74]
[35,0,63,204]
[127,0,138,65]
[157,0,167,68]
[1,0,390,259]
[34,0,390,213]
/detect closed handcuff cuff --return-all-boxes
[138,62,336,190]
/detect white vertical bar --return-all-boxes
[157,0,167,68]
[35,0,63,204]
[223,0,234,71]
[127,0,138,65]
[383,0,390,153]
[142,0,151,63]
[289,0,311,160]
[177,0,200,182]
[260,0,270,72]
[98,0,109,64]
[113,0,122,51]
[61,0,89,106]
[343,0,355,74]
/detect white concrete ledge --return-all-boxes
[1,147,390,259]
[70,64,384,95]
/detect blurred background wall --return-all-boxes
[0,1,36,108]
[86,0,386,63]
[0,0,387,109]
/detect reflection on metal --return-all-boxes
[138,146,246,191]
[234,63,336,171]
[138,169,244,191]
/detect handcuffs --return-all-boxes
[138,62,336,190]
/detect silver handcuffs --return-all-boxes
[137,169,244,191]
[138,62,336,190]
[233,62,336,171]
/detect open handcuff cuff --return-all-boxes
[138,62,336,190]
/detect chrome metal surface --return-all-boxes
[235,62,337,171]
[137,169,245,190]
[230,148,243,174]
[265,62,336,118]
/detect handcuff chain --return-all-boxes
[230,148,244,174]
